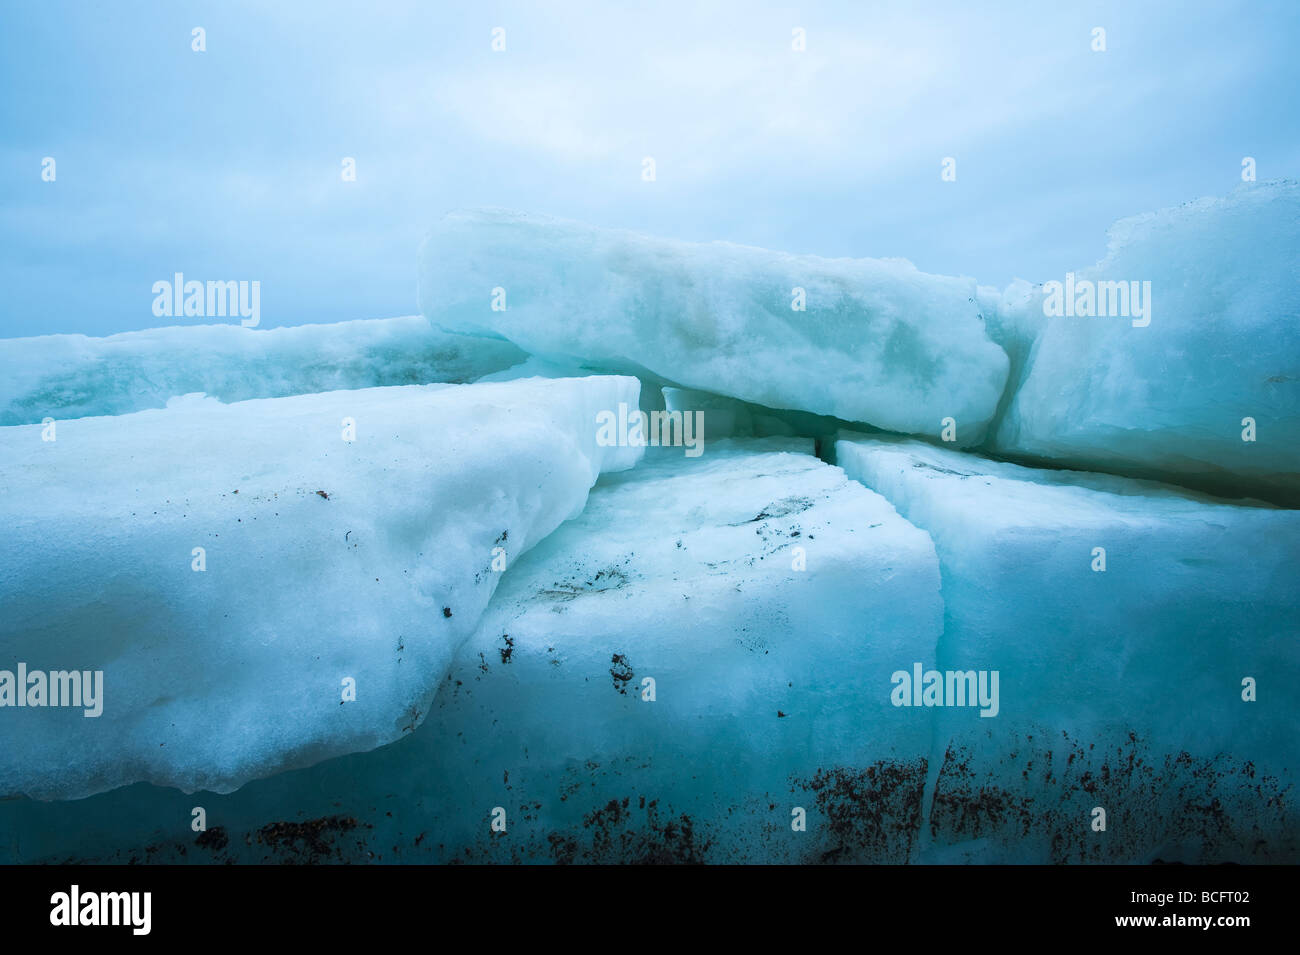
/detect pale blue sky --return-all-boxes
[2,0,1297,337]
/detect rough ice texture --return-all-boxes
[419,209,1009,445]
[0,376,642,800]
[992,181,1300,503]
[0,439,945,863]
[407,440,944,862]
[836,433,1300,859]
[3,438,1293,863]
[0,316,528,426]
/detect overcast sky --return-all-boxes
[2,0,1297,337]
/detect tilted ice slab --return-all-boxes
[836,434,1300,780]
[0,316,527,426]
[419,209,1009,445]
[395,439,943,862]
[0,376,642,800]
[992,181,1300,503]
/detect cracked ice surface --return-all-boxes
[0,439,944,862]
[836,434,1300,782]
[415,439,942,859]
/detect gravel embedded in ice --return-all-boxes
[836,432,1300,780]
[395,438,943,859]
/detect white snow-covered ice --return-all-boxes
[419,209,1009,445]
[0,376,642,800]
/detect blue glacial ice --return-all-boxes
[0,182,1297,864]
[0,439,945,862]
[989,180,1300,502]
[836,433,1300,860]
[0,315,527,426]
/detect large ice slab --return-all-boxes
[835,433,1300,855]
[1,439,945,863]
[992,181,1300,503]
[0,376,642,800]
[0,316,528,426]
[3,438,1292,863]
[418,209,1009,445]
[404,439,942,862]
[836,434,1300,860]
